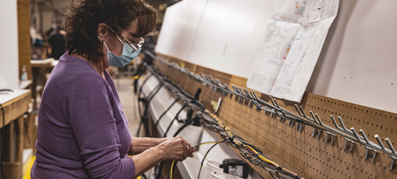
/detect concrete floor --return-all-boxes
[114,76,141,136]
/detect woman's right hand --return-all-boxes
[157,136,194,161]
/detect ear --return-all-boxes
[97,23,110,41]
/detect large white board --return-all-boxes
[156,0,277,77]
[156,0,397,113]
[0,0,19,89]
[307,0,397,113]
[156,0,208,61]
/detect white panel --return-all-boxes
[307,0,397,113]
[188,0,277,77]
[156,0,397,113]
[155,0,208,60]
[0,0,19,89]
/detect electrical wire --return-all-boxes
[154,97,180,128]
[170,160,176,179]
[209,114,302,179]
[163,104,188,137]
[137,82,164,136]
[173,115,200,137]
[197,139,226,179]
[169,139,227,179]
[137,74,153,100]
[136,74,153,137]
[144,62,302,178]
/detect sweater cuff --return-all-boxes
[121,157,135,179]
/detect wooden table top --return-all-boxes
[0,89,31,128]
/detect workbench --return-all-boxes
[31,59,57,111]
[0,89,31,179]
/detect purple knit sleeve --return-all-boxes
[64,74,135,179]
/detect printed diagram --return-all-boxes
[248,21,300,94]
[247,0,339,102]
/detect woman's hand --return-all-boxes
[157,136,194,161]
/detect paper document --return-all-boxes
[247,0,339,102]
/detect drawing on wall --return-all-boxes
[247,0,339,102]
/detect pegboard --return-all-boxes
[153,53,397,179]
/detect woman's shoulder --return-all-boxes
[50,60,107,92]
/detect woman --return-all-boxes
[31,0,194,178]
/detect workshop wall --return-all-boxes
[154,54,397,179]
[156,0,397,114]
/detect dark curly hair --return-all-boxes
[65,0,157,63]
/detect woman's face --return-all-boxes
[104,19,141,59]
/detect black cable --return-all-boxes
[0,89,13,92]
[154,97,180,128]
[141,82,164,113]
[197,141,225,179]
[173,115,201,137]
[146,65,203,109]
[137,74,153,102]
[141,173,148,179]
[163,104,188,138]
[0,103,5,179]
[155,103,188,179]
[136,74,153,134]
[136,82,164,137]
[171,89,203,137]
[143,83,164,137]
[156,161,164,179]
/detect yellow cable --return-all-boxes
[169,139,226,179]
[170,161,175,179]
[205,113,301,178]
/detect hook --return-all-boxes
[330,115,343,131]
[300,106,308,118]
[252,91,259,99]
[359,129,371,144]
[243,88,252,98]
[375,135,386,150]
[386,138,397,154]
[338,116,349,132]
[273,98,281,109]
[351,128,361,142]
[269,96,277,107]
[309,111,318,123]
[294,104,304,117]
[223,83,230,91]
[315,113,324,126]
[386,138,397,171]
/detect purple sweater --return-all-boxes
[31,53,135,178]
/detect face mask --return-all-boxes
[103,38,141,67]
